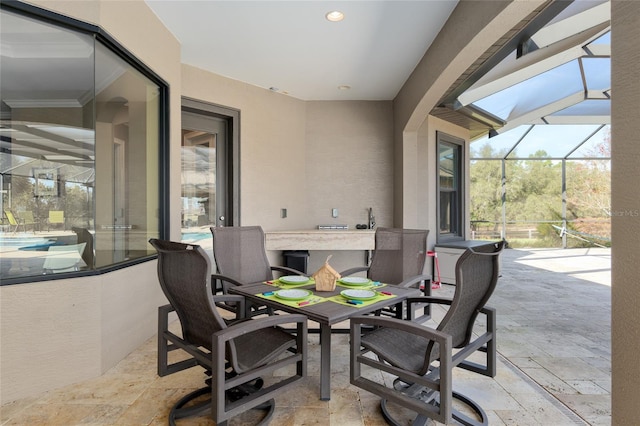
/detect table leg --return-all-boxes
[320,323,332,401]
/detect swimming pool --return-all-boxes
[181,232,211,242]
[0,237,54,248]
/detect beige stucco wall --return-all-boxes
[0,259,164,404]
[611,1,639,424]
[303,101,394,272]
[304,101,394,230]
[181,68,399,272]
[0,0,180,404]
[180,65,308,232]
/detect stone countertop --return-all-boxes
[265,229,375,251]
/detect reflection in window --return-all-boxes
[0,6,166,283]
[180,112,218,231]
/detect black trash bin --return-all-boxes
[283,250,309,274]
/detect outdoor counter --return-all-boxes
[265,230,375,251]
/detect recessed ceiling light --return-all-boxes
[338,85,351,90]
[325,11,344,22]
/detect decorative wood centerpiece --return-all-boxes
[312,255,341,291]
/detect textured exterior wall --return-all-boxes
[0,0,178,404]
[611,1,640,424]
[304,101,394,230]
[180,64,308,231]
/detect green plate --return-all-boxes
[275,289,312,301]
[338,277,371,286]
[340,289,377,301]
[279,275,310,285]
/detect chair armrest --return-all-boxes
[405,296,453,321]
[406,296,453,305]
[270,265,308,277]
[213,294,244,303]
[212,294,246,319]
[159,303,175,315]
[339,266,369,276]
[351,315,451,344]
[211,273,247,293]
[479,305,495,315]
[396,273,432,288]
[216,313,308,341]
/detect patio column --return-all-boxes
[611,0,640,424]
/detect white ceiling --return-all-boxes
[145,0,458,101]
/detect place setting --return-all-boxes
[257,287,326,307]
[266,275,315,288]
[327,288,396,307]
[336,276,386,289]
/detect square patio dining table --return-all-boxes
[229,280,420,401]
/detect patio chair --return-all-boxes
[4,209,37,233]
[16,211,39,232]
[350,240,504,426]
[42,242,87,273]
[340,227,431,320]
[47,210,65,231]
[3,210,20,233]
[149,238,307,426]
[210,225,307,316]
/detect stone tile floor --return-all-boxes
[1,247,611,425]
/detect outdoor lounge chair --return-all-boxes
[17,211,39,232]
[340,227,431,320]
[3,210,20,233]
[210,225,307,316]
[47,210,65,230]
[350,240,504,426]
[4,209,37,233]
[150,238,307,425]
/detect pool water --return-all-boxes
[0,237,54,248]
[181,232,210,242]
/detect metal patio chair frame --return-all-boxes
[150,238,307,426]
[210,225,307,316]
[350,241,504,426]
[340,227,431,320]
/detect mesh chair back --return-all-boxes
[4,210,18,226]
[18,211,36,223]
[437,241,504,349]
[149,239,227,350]
[367,228,428,284]
[211,226,274,284]
[48,210,65,224]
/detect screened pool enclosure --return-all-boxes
[453,1,611,248]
